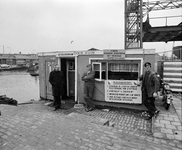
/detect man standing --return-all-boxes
[49,64,64,111]
[139,62,160,120]
[81,64,95,112]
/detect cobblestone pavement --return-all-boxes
[0,101,182,150]
[67,106,152,136]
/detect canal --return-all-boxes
[0,70,39,103]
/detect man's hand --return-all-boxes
[134,80,141,86]
[153,92,158,98]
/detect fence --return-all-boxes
[157,61,182,93]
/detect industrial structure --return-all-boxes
[125,0,182,92]
[125,0,182,49]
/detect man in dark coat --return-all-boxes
[49,65,64,111]
[139,62,160,120]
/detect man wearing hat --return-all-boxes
[139,62,160,120]
[81,64,96,111]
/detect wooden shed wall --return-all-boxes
[39,55,56,99]
[77,55,103,104]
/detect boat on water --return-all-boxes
[0,64,28,71]
[28,64,39,76]
[0,95,18,106]
[29,70,39,76]
[27,63,39,72]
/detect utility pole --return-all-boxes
[0,45,4,53]
[7,47,11,54]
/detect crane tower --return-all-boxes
[125,0,182,49]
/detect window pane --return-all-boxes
[109,63,138,72]
[108,63,138,80]
[101,63,106,79]
[102,63,106,70]
[93,64,100,71]
[93,64,100,79]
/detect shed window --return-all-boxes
[92,60,140,81]
[93,62,106,80]
[108,63,138,80]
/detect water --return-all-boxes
[0,70,39,103]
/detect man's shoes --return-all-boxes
[142,111,152,120]
[154,110,160,118]
[53,108,58,111]
[85,106,89,112]
[54,106,60,111]
[144,110,160,120]
[88,105,95,111]
[145,115,152,120]
[88,107,94,111]
[141,111,148,117]
[85,106,94,112]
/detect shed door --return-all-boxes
[45,60,55,100]
[67,60,75,97]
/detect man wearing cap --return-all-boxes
[81,64,96,111]
[139,62,160,120]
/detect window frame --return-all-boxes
[92,62,102,81]
[89,58,143,81]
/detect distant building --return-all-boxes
[173,46,182,60]
[0,54,38,66]
[155,53,163,72]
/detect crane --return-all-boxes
[125,0,182,49]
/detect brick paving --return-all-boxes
[153,96,182,141]
[67,106,152,136]
[0,100,182,150]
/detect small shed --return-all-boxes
[38,48,156,110]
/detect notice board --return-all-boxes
[105,80,142,104]
[103,50,125,60]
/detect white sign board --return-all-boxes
[103,50,125,60]
[105,80,142,104]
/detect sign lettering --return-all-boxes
[103,50,125,60]
[105,80,142,104]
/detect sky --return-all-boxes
[0,0,181,54]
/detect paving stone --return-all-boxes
[67,112,109,126]
[166,134,175,140]
[165,124,177,130]
[160,120,171,125]
[154,122,165,128]
[174,135,182,141]
[171,122,182,126]
[153,133,166,138]
[164,116,174,121]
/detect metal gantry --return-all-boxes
[125,0,182,49]
[125,0,143,49]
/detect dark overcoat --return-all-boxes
[49,70,65,96]
[139,70,159,98]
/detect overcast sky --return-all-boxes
[0,0,181,54]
